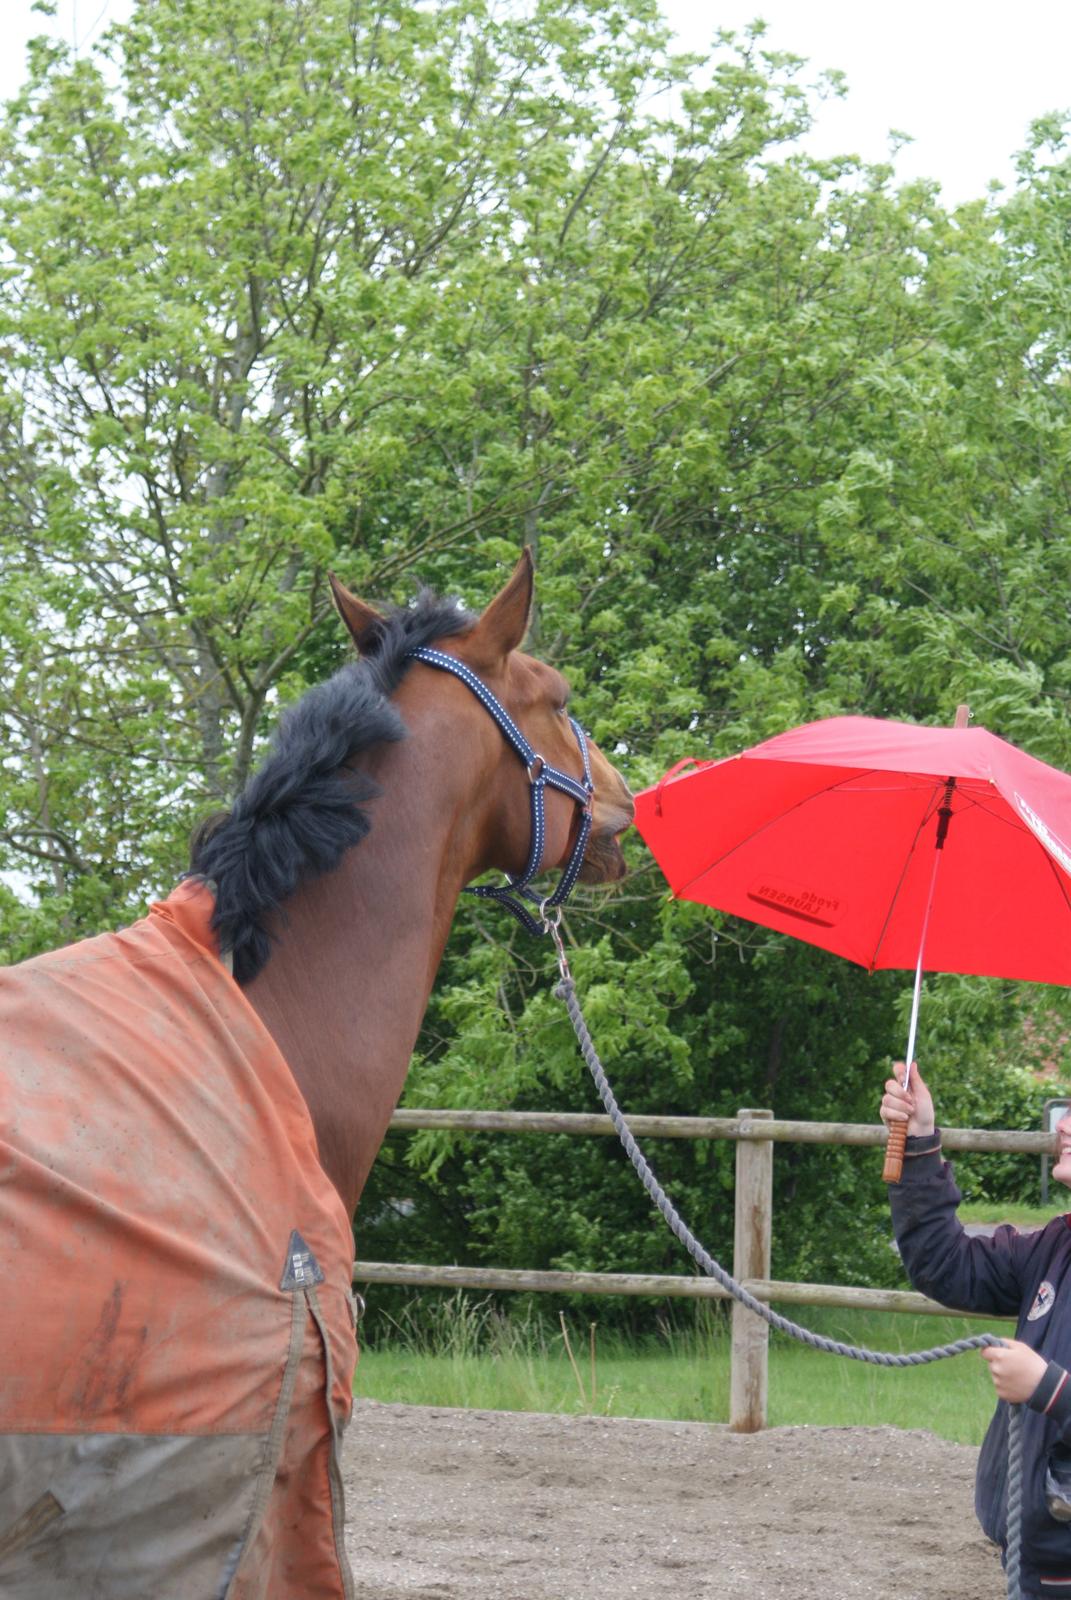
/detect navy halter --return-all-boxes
[406,646,594,935]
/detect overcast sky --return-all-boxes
[1,0,1070,205]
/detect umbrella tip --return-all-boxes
[954,704,971,729]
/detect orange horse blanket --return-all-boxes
[0,882,357,1598]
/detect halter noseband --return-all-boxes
[406,646,594,935]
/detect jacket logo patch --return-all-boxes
[1029,1280,1056,1322]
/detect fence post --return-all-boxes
[730,1107,773,1433]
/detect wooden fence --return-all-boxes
[354,1108,1053,1432]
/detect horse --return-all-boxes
[0,549,634,1599]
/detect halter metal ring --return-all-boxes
[527,754,546,783]
[539,900,563,930]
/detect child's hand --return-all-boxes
[880,1062,935,1138]
[981,1340,1047,1403]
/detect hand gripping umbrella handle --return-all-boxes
[882,1121,907,1184]
[881,754,960,1187]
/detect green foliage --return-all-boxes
[4,0,1071,1307]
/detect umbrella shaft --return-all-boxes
[902,839,946,1092]
[903,953,924,1094]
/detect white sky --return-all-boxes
[0,0,1069,205]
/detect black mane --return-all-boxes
[190,590,473,984]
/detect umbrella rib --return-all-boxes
[952,788,1030,832]
[869,781,946,972]
[1038,841,1071,923]
[673,768,887,897]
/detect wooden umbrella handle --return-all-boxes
[882,1121,907,1184]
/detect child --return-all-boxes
[881,1064,1071,1598]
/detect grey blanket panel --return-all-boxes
[0,1431,268,1598]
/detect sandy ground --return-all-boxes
[341,1401,1002,1599]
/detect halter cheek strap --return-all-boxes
[406,646,594,935]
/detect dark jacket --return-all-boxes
[890,1132,1071,1596]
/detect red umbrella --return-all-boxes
[635,709,1071,1177]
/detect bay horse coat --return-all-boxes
[0,880,357,1598]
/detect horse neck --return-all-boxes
[242,689,503,1220]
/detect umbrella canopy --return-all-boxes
[635,716,1071,987]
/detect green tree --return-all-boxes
[3,0,1069,1309]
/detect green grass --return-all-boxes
[958,1201,1058,1228]
[356,1345,729,1421]
[353,1296,1009,1445]
[765,1308,1008,1443]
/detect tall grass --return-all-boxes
[959,1201,1057,1228]
[354,1295,1007,1445]
[767,1307,1007,1443]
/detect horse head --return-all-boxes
[329,548,634,904]
[189,547,633,1210]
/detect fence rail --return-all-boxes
[353,1259,1013,1318]
[387,1106,1053,1153]
[357,1107,1043,1431]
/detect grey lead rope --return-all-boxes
[546,932,1023,1599]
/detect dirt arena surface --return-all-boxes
[342,1400,1002,1599]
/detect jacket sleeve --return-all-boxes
[1029,1362,1071,1444]
[888,1132,1029,1318]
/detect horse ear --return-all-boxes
[329,572,386,652]
[466,548,534,669]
